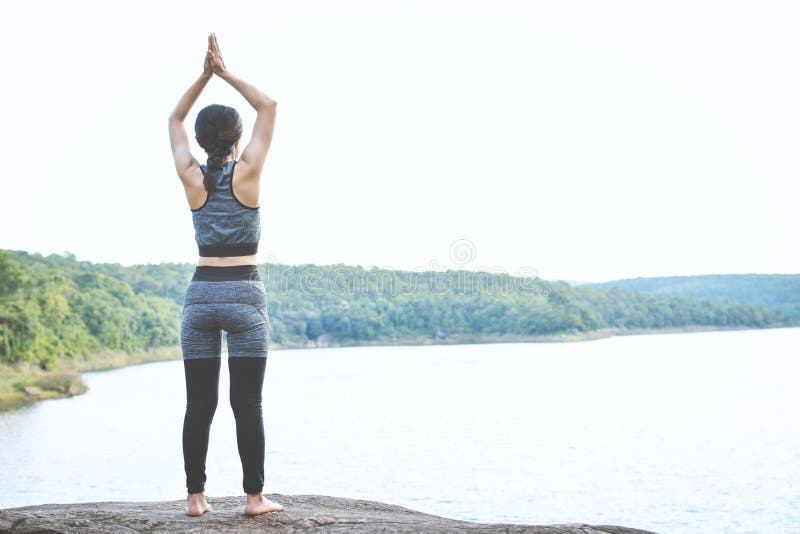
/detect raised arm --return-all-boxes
[208,34,277,182]
[168,40,215,187]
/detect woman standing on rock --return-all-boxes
[168,33,283,517]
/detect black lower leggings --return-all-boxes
[182,356,267,494]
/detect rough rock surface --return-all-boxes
[0,494,659,533]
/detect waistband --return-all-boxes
[191,265,262,282]
[198,243,259,257]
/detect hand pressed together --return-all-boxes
[204,33,228,77]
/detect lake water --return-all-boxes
[1,327,798,533]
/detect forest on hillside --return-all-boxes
[592,274,800,320]
[0,250,793,367]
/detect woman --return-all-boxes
[168,33,283,517]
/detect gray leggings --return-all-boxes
[181,265,270,359]
[181,265,270,494]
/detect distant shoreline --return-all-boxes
[1,322,795,411]
[274,323,797,350]
[0,346,182,411]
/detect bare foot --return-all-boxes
[186,492,213,517]
[244,493,284,516]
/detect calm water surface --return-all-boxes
[1,327,798,534]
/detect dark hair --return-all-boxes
[194,104,243,193]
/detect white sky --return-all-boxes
[1,0,797,283]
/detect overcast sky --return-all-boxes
[1,0,797,283]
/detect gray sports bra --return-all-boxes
[191,160,261,257]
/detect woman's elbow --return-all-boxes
[257,98,277,112]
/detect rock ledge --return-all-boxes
[0,493,658,533]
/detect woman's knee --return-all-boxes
[186,395,219,418]
[229,388,262,421]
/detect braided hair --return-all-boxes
[194,104,244,193]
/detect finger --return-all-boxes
[208,34,213,50]
[213,33,221,55]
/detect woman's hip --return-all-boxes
[183,266,266,309]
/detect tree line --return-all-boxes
[591,274,800,320]
[0,249,792,367]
